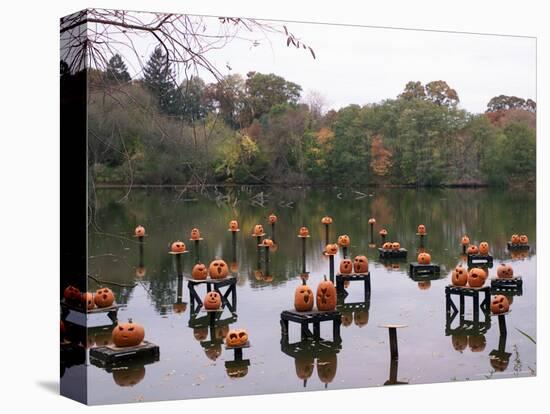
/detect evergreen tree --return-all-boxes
[143,47,178,114]
[105,54,131,84]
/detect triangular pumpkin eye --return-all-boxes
[238,332,246,338]
[230,333,238,340]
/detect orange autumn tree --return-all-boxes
[370,135,393,177]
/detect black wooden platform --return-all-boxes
[507,242,530,251]
[280,337,341,358]
[445,285,491,331]
[409,262,441,275]
[490,277,523,293]
[467,254,494,268]
[188,276,237,314]
[60,300,121,325]
[378,248,408,259]
[335,273,370,297]
[90,341,160,367]
[225,341,250,360]
[408,270,445,282]
[280,309,341,342]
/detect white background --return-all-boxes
[0,0,546,412]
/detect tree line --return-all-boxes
[82,50,536,187]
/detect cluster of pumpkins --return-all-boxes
[295,276,337,312]
[510,234,529,245]
[341,310,369,328]
[191,259,229,280]
[460,236,491,256]
[381,241,401,251]
[452,334,486,353]
[339,256,369,274]
[63,285,116,310]
[295,353,337,386]
[451,265,487,288]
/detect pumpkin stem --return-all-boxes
[301,278,307,286]
[128,318,133,323]
[323,274,327,281]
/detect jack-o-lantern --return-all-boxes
[417,224,426,235]
[134,225,145,237]
[203,291,222,310]
[466,245,479,255]
[469,335,486,352]
[418,280,431,290]
[253,224,265,236]
[94,287,115,308]
[229,220,239,231]
[225,329,249,347]
[268,213,278,224]
[491,295,510,314]
[316,275,337,311]
[452,335,468,352]
[479,241,490,255]
[510,234,520,244]
[81,292,95,310]
[209,259,229,279]
[391,242,401,251]
[295,355,314,382]
[519,235,529,244]
[339,259,353,274]
[382,242,392,250]
[261,238,274,247]
[417,252,431,265]
[354,310,369,327]
[173,302,187,314]
[468,268,486,288]
[337,234,350,247]
[192,263,208,280]
[112,319,145,348]
[325,243,338,256]
[204,344,222,361]
[299,226,310,237]
[317,354,338,385]
[226,363,249,379]
[497,263,514,279]
[193,327,208,341]
[353,255,369,273]
[112,366,146,387]
[321,216,333,225]
[171,241,186,253]
[379,229,388,237]
[461,235,470,246]
[190,228,201,240]
[368,218,376,225]
[452,266,468,287]
[295,279,314,312]
[63,285,81,304]
[341,311,353,327]
[135,266,146,278]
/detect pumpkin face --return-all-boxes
[215,325,229,340]
[368,218,376,225]
[339,259,353,274]
[382,242,392,250]
[497,263,514,279]
[325,243,338,256]
[417,252,431,265]
[468,335,486,352]
[418,280,431,290]
[209,259,228,279]
[295,355,314,380]
[134,225,145,237]
[479,242,490,255]
[452,266,468,287]
[466,245,479,255]
[112,320,145,348]
[510,234,520,244]
[337,234,350,247]
[468,268,486,288]
[353,255,369,273]
[112,366,145,387]
[519,235,529,244]
[417,224,426,235]
[391,242,401,251]
[94,287,115,308]
[253,224,264,236]
[171,241,186,253]
[229,220,239,231]
[316,276,337,311]
[204,344,222,361]
[294,281,314,312]
[192,263,208,280]
[63,285,81,304]
[190,228,201,240]
[268,214,278,224]
[81,292,95,310]
[341,311,353,327]
[379,229,388,236]
[321,216,333,225]
[261,238,274,247]
[203,291,222,310]
[354,310,369,327]
[193,327,208,341]
[491,295,510,314]
[299,226,310,237]
[225,329,249,347]
[452,335,468,352]
[317,354,338,385]
[461,235,470,246]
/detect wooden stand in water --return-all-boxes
[379,248,408,259]
[61,300,121,325]
[409,262,441,276]
[90,341,160,367]
[188,277,237,314]
[445,285,491,334]
[335,273,371,300]
[507,242,530,251]
[467,254,494,268]
[280,309,342,342]
[379,324,409,386]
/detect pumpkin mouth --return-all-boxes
[303,294,310,303]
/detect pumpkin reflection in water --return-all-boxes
[226,362,249,379]
[341,311,353,327]
[225,329,249,347]
[354,310,369,327]
[112,365,146,387]
[417,280,431,290]
[295,355,314,385]
[172,302,187,314]
[193,327,208,341]
[452,335,468,352]
[469,335,486,352]
[339,259,353,274]
[317,353,338,386]
[215,325,229,340]
[204,344,222,361]
[490,354,510,372]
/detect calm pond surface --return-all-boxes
[68,186,536,404]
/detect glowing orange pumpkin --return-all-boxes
[112,319,145,348]
[229,220,239,231]
[268,213,278,224]
[134,225,145,237]
[379,229,388,237]
[171,241,186,253]
[192,263,208,280]
[491,295,510,314]
[299,226,310,237]
[510,234,520,244]
[81,292,95,310]
[261,238,274,247]
[519,235,529,244]
[339,259,353,274]
[417,252,431,265]
[368,218,376,225]
[382,242,392,250]
[253,224,265,236]
[391,242,401,251]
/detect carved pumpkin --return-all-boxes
[317,354,337,385]
[337,234,350,247]
[417,224,426,235]
[268,213,278,224]
[299,226,310,237]
[209,259,229,279]
[468,335,486,352]
[325,243,338,256]
[134,225,145,237]
[368,218,376,225]
[461,235,470,246]
[339,259,353,274]
[452,334,468,352]
[321,216,333,225]
[204,344,222,361]
[135,266,146,278]
[81,292,95,310]
[354,310,369,327]
[253,224,265,236]
[479,241,490,255]
[418,280,431,290]
[452,265,468,287]
[379,229,388,237]
[225,329,249,347]
[261,238,274,247]
[382,242,392,250]
[203,291,222,310]
[295,355,314,381]
[190,228,201,240]
[491,295,510,314]
[353,255,369,273]
[112,366,146,387]
[497,263,514,279]
[519,235,529,244]
[192,263,208,280]
[63,285,81,304]
[171,241,186,253]
[391,242,401,251]
[468,268,486,288]
[229,220,239,231]
[294,279,314,312]
[510,234,520,244]
[94,287,115,308]
[466,245,479,255]
[112,319,145,348]
[417,252,431,265]
[316,275,337,311]
[193,327,208,341]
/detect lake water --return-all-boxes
[63,186,536,404]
